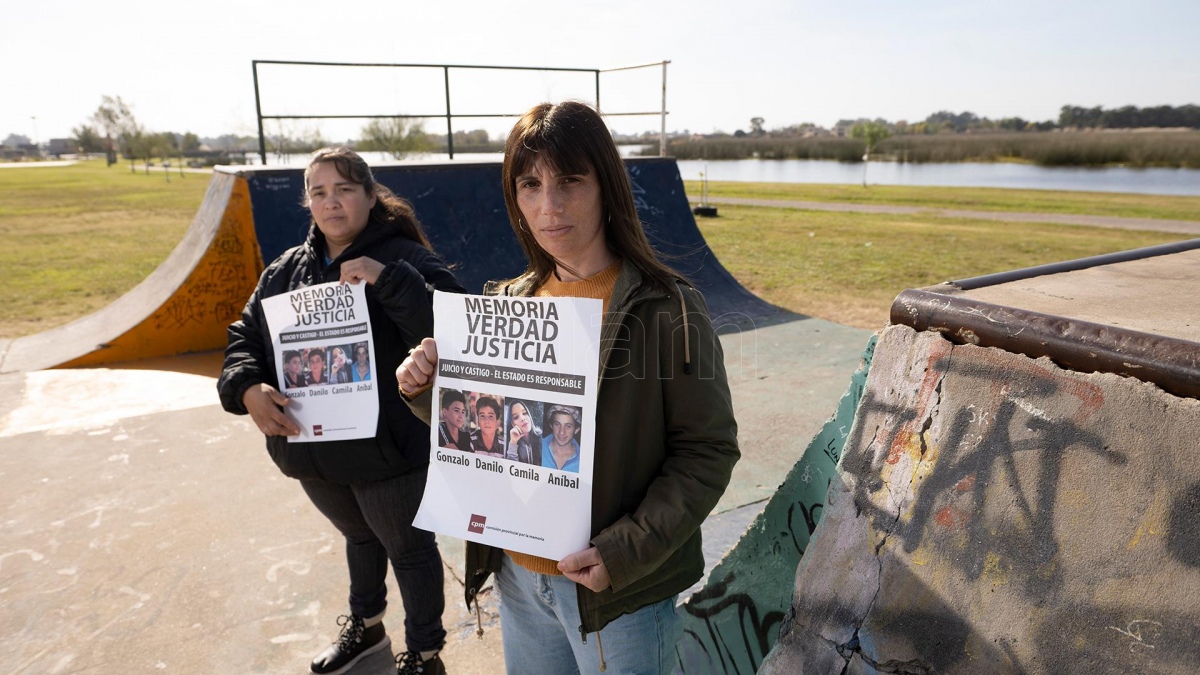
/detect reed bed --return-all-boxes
[653,131,1200,168]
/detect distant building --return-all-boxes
[47,138,75,156]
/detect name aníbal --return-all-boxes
[475,458,503,473]
[509,465,540,482]
[548,473,579,489]
[437,450,470,466]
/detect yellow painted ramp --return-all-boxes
[0,168,263,373]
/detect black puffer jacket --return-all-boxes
[218,220,465,483]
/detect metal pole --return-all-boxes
[252,61,267,165]
[595,70,601,110]
[444,67,454,160]
[659,61,668,157]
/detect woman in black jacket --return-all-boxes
[218,147,463,675]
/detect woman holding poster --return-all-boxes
[218,147,463,675]
[398,102,740,674]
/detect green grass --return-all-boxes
[0,160,210,337]
[684,181,1200,222]
[697,205,1186,328]
[0,161,1191,338]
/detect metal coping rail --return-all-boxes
[251,59,671,164]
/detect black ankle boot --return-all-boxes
[395,649,446,675]
[310,614,390,675]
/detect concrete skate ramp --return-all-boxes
[0,169,263,373]
[762,246,1200,674]
[0,158,777,372]
[243,157,778,323]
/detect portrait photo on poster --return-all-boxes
[280,348,306,389]
[302,346,330,387]
[541,403,582,474]
[504,398,543,467]
[348,341,371,382]
[437,388,472,452]
[326,344,355,384]
[466,391,507,458]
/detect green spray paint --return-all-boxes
[676,334,877,674]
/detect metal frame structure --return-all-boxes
[251,59,670,165]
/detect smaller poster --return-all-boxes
[261,281,379,443]
[414,291,601,560]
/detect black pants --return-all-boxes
[300,466,446,652]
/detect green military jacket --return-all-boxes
[413,261,740,635]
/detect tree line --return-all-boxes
[69,96,501,165]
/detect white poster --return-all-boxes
[261,281,379,443]
[414,291,601,560]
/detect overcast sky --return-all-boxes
[3,0,1197,143]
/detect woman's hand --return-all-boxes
[243,384,302,437]
[340,257,385,285]
[509,426,527,447]
[558,546,611,592]
[396,337,438,396]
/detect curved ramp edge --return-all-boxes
[675,335,877,674]
[0,171,262,372]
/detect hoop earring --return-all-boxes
[518,218,528,232]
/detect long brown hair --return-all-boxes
[304,146,432,250]
[501,101,683,292]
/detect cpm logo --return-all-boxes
[468,514,486,534]
[313,425,323,436]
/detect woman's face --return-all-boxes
[332,348,346,367]
[306,161,376,255]
[476,405,499,436]
[444,399,467,430]
[514,158,605,269]
[510,403,532,435]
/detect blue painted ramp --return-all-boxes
[243,157,780,323]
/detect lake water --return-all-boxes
[247,150,1200,197]
[674,158,1200,197]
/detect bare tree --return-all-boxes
[358,118,431,159]
[90,96,142,167]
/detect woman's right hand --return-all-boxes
[397,337,439,396]
[243,384,302,437]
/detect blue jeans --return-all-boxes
[496,553,682,674]
[300,467,446,653]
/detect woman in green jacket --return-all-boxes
[398,101,740,674]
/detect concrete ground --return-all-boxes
[0,313,871,674]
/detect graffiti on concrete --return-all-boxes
[151,183,260,338]
[675,337,877,674]
[766,326,1200,674]
[841,345,1123,601]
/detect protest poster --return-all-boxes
[414,291,601,560]
[261,281,379,443]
